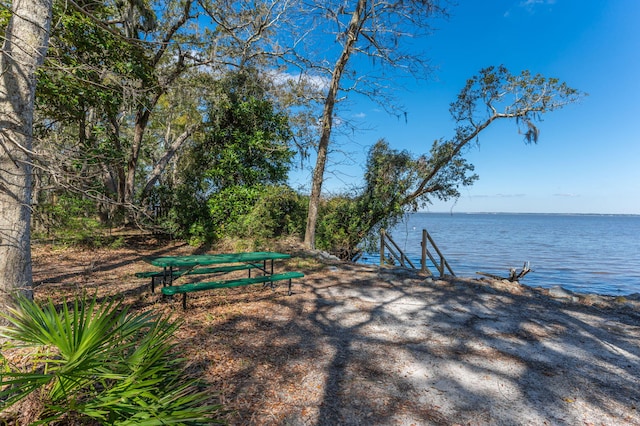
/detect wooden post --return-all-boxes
[421,229,427,274]
[380,229,385,266]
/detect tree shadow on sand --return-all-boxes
[170,262,640,425]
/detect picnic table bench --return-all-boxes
[162,271,305,309]
[136,263,263,293]
[138,251,304,309]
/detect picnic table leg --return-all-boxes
[156,266,174,294]
[153,268,167,294]
[168,266,174,287]
[161,267,168,289]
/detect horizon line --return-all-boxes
[420,211,640,216]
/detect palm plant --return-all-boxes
[0,295,222,425]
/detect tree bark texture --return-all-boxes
[0,0,53,303]
[303,0,366,249]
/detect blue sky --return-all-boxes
[288,0,640,215]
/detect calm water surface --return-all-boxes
[359,213,640,296]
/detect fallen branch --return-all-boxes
[477,262,533,282]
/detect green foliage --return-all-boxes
[33,193,100,244]
[35,193,97,229]
[314,139,476,259]
[230,185,307,244]
[32,0,157,226]
[152,183,306,247]
[157,184,213,244]
[0,295,221,425]
[32,194,121,247]
[202,96,293,189]
[315,195,364,258]
[163,70,298,243]
[36,1,151,125]
[208,185,263,241]
[155,181,306,245]
[207,185,306,243]
[181,70,294,195]
[0,4,11,28]
[314,141,413,257]
[450,65,584,145]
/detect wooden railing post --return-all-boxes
[379,227,452,277]
[421,229,427,274]
[380,228,385,266]
[424,230,455,277]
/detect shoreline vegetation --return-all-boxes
[7,240,640,424]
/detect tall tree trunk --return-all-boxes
[0,0,53,305]
[124,109,151,208]
[303,0,366,249]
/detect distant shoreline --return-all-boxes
[418,211,640,217]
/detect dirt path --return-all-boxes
[31,242,640,425]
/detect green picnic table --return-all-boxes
[138,251,304,309]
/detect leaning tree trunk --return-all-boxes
[0,0,53,306]
[303,0,366,249]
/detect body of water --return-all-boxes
[358,212,640,296]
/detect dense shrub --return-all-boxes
[152,183,213,245]
[208,185,306,244]
[208,185,262,241]
[232,185,307,243]
[315,195,369,260]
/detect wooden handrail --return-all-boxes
[380,229,413,268]
[380,228,454,277]
[422,229,455,276]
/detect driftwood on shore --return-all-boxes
[477,261,533,282]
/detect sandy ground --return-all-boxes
[26,241,640,425]
[295,265,640,425]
